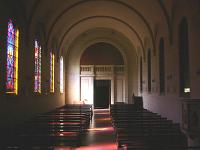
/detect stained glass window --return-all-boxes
[50,52,55,93]
[6,19,19,95]
[34,40,41,93]
[60,56,63,93]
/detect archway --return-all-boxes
[80,42,124,108]
[63,28,138,105]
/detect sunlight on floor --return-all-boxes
[87,127,114,132]
[75,143,118,150]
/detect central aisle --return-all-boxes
[76,109,118,150]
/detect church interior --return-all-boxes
[0,0,200,149]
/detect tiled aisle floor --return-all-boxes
[76,109,118,150]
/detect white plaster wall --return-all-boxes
[143,94,182,124]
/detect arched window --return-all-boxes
[140,57,143,93]
[50,52,55,93]
[34,40,42,93]
[179,18,190,96]
[6,19,19,95]
[159,38,165,94]
[60,56,63,93]
[147,49,151,92]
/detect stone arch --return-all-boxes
[64,28,137,104]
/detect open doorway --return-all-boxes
[94,80,111,109]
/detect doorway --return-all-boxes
[94,80,111,109]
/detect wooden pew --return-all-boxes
[3,104,93,149]
[111,103,187,149]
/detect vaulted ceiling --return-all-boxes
[4,0,184,57]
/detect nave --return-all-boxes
[1,102,195,150]
[1,0,200,148]
[1,104,117,150]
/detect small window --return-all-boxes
[50,52,55,93]
[60,56,63,93]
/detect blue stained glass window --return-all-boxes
[6,19,19,94]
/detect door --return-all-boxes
[94,80,111,109]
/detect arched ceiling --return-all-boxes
[15,0,174,57]
[80,42,124,65]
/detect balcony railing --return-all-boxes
[80,65,124,75]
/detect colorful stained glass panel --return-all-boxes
[6,19,19,94]
[34,40,41,93]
